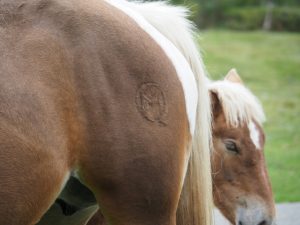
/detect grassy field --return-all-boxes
[198,30,300,202]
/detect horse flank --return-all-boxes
[123,1,213,225]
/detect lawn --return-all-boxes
[198,30,300,202]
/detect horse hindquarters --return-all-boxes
[77,102,190,225]
[0,126,70,225]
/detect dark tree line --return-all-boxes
[146,0,300,31]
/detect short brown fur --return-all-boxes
[0,0,193,224]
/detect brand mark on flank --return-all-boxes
[136,82,167,125]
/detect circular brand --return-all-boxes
[136,82,167,125]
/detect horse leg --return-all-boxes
[0,128,70,225]
[87,210,106,225]
[79,133,189,225]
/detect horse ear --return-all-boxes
[209,90,223,119]
[225,68,243,84]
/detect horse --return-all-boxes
[37,70,276,225]
[209,69,276,225]
[83,70,276,225]
[0,0,213,225]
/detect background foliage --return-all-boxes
[167,0,300,31]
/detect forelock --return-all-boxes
[208,80,265,127]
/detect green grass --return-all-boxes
[198,30,300,202]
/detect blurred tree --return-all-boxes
[144,0,300,31]
[263,0,274,30]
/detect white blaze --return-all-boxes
[248,121,261,150]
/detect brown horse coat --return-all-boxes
[0,0,191,224]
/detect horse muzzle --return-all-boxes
[235,199,276,225]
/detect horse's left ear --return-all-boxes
[209,90,223,119]
[225,68,243,84]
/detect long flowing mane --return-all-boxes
[124,1,213,225]
[128,1,265,129]
[208,80,265,126]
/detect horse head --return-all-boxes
[209,69,276,225]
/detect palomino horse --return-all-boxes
[0,0,213,225]
[37,70,276,225]
[209,70,275,225]
[84,70,276,225]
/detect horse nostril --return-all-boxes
[238,219,269,225]
[258,220,267,225]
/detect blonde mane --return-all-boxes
[208,80,266,127]
[125,1,213,225]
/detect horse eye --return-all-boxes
[224,140,239,154]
